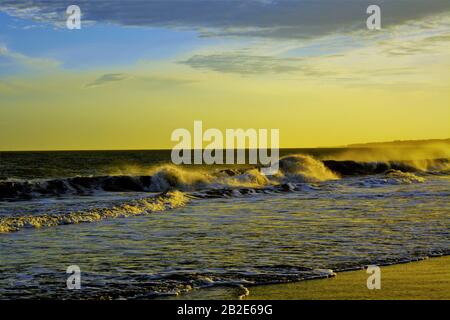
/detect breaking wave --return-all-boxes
[1,155,448,233]
[0,191,188,233]
[1,156,448,201]
[277,154,340,182]
[148,165,213,191]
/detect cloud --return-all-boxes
[179,53,330,76]
[179,15,450,77]
[381,31,450,56]
[1,0,449,39]
[85,73,130,88]
[177,14,449,84]
[0,45,60,72]
[181,53,300,74]
[85,73,195,88]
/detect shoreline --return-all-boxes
[246,255,450,300]
[169,255,450,300]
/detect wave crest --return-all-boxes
[0,191,188,233]
[1,156,447,201]
[148,165,212,191]
[278,155,340,182]
[219,169,270,188]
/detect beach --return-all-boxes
[168,255,450,300]
[244,255,450,300]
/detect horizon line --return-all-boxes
[1,138,448,153]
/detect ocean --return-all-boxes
[0,149,449,299]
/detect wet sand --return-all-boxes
[168,256,450,300]
[245,256,450,300]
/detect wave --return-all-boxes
[1,156,447,201]
[277,154,339,182]
[0,175,154,200]
[353,169,426,187]
[322,158,449,176]
[0,155,447,233]
[0,191,188,233]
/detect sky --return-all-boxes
[0,0,449,151]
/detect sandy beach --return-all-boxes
[244,255,450,300]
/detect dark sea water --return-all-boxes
[0,149,449,299]
[0,149,345,180]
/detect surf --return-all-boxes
[0,191,188,233]
[1,155,447,201]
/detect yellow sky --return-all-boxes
[1,12,449,151]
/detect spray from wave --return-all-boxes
[276,154,340,182]
[2,153,447,201]
[148,165,213,191]
[321,140,450,171]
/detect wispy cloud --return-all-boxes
[178,11,450,84]
[0,45,60,72]
[381,32,450,57]
[85,72,196,88]
[85,73,130,88]
[180,53,328,76]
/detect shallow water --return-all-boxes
[0,172,448,299]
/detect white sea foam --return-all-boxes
[0,191,188,233]
[356,169,426,187]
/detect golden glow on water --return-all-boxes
[1,174,449,298]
